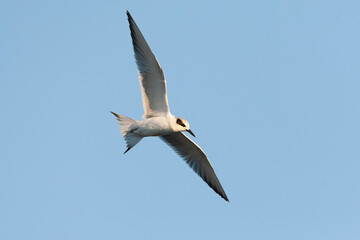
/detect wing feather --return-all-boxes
[160,132,229,201]
[127,11,170,118]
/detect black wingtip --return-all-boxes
[110,111,119,118]
[126,10,132,20]
[220,190,229,202]
[218,190,229,202]
[221,190,229,202]
[123,147,131,154]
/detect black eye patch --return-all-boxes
[176,118,186,127]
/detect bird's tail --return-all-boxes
[110,111,142,154]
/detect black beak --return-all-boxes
[186,129,196,137]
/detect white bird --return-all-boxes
[111,11,229,201]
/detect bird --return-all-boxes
[111,11,229,202]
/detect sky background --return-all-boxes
[1,0,359,239]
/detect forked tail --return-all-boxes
[110,111,142,154]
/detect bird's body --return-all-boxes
[130,116,173,136]
[117,114,181,137]
[111,11,229,201]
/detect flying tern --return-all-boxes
[111,11,229,201]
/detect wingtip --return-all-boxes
[219,191,229,202]
[126,10,132,19]
[123,147,131,154]
[110,111,119,118]
[222,191,229,202]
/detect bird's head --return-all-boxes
[175,117,195,137]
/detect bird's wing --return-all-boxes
[160,132,229,201]
[127,11,170,119]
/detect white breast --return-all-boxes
[133,116,175,137]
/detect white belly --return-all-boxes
[131,117,174,137]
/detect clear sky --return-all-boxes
[1,0,359,239]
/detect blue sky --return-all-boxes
[1,0,359,239]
